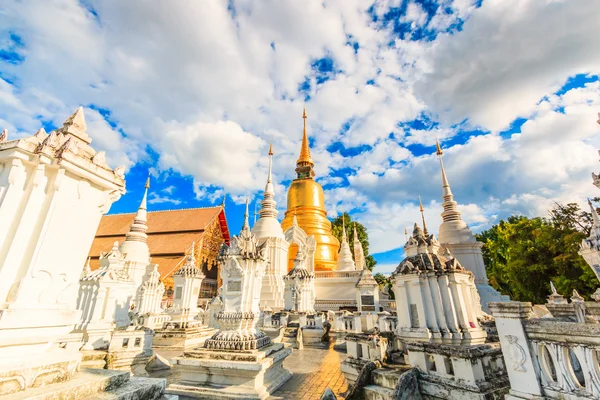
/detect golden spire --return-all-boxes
[268,143,273,156]
[436,137,443,156]
[297,106,314,169]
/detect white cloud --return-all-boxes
[416,0,600,131]
[148,193,182,206]
[1,0,599,261]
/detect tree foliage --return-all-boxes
[373,272,395,299]
[476,202,599,304]
[331,212,377,271]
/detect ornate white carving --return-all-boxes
[114,166,125,179]
[506,335,527,372]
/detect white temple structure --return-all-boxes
[434,140,509,312]
[252,145,289,311]
[0,108,169,397]
[284,250,316,313]
[170,246,205,321]
[392,223,486,345]
[75,177,164,351]
[76,241,136,350]
[168,202,292,399]
[153,244,214,350]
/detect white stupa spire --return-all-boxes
[336,215,355,271]
[243,198,250,231]
[252,144,285,240]
[353,222,366,270]
[436,140,462,224]
[125,175,150,243]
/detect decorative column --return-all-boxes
[489,302,543,398]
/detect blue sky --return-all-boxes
[1,0,599,274]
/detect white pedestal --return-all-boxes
[167,343,291,399]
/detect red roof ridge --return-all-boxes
[106,205,223,216]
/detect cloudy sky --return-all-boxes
[2,0,599,274]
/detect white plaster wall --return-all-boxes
[315,278,356,300]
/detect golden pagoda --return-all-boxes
[281,108,340,271]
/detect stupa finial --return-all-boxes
[296,106,315,178]
[243,198,250,230]
[419,195,428,235]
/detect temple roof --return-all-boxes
[88,206,230,279]
[393,250,465,275]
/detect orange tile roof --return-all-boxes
[88,206,230,279]
[96,207,225,236]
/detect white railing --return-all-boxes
[315,299,357,311]
[315,270,362,279]
[526,320,600,398]
[491,301,600,400]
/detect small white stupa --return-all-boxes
[336,215,356,271]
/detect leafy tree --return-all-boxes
[476,202,599,304]
[374,272,395,299]
[331,212,377,271]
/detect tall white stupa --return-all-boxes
[434,140,509,312]
[252,144,290,310]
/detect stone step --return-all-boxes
[363,384,395,400]
[6,369,130,400]
[372,368,405,390]
[81,350,108,369]
[95,377,167,400]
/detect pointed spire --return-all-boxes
[267,143,274,183]
[253,145,284,238]
[337,214,355,271]
[404,227,409,242]
[221,193,227,208]
[419,195,429,235]
[353,222,366,271]
[435,139,462,224]
[243,198,250,231]
[296,106,315,179]
[125,175,150,243]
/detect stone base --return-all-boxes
[0,348,81,397]
[340,357,369,386]
[106,349,153,371]
[302,328,325,345]
[81,350,108,369]
[167,343,292,399]
[262,326,285,343]
[2,368,170,400]
[153,326,216,350]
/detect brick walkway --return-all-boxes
[270,344,348,400]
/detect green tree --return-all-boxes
[476,202,599,304]
[374,272,395,299]
[331,212,377,271]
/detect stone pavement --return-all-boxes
[151,343,348,400]
[270,343,348,400]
